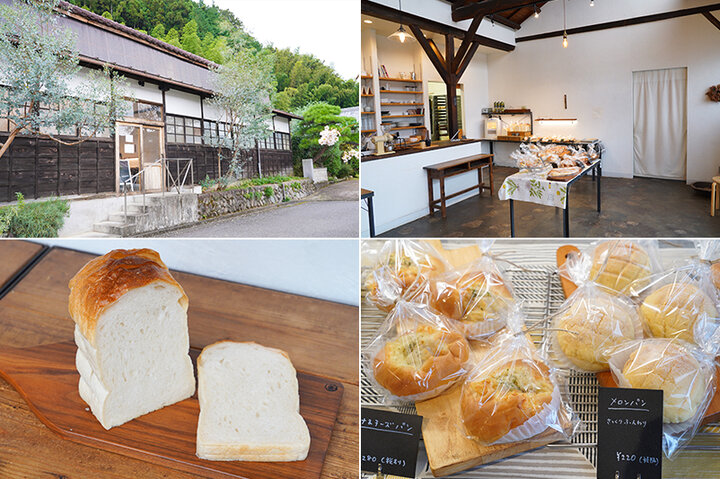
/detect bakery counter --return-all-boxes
[361,139,483,162]
[360,139,490,237]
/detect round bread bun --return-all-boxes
[622,341,708,423]
[432,273,514,323]
[589,240,651,293]
[365,252,443,311]
[373,325,470,398]
[640,282,718,343]
[461,359,554,444]
[711,263,720,291]
[556,295,639,371]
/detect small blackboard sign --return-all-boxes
[361,407,423,478]
[597,387,663,479]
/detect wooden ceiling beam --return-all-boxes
[518,2,720,42]
[452,0,546,22]
[453,15,483,71]
[487,14,521,30]
[456,41,481,79]
[408,24,449,84]
[362,0,514,52]
[703,11,720,30]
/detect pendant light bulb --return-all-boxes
[590,0,594,5]
[563,32,568,48]
[534,4,539,18]
[388,0,414,43]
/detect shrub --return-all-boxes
[0,193,70,237]
[290,182,302,191]
[263,186,273,198]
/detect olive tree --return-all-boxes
[204,48,275,178]
[0,0,131,159]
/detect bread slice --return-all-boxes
[196,341,311,461]
[69,249,195,430]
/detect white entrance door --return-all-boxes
[632,67,687,180]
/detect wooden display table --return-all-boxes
[424,153,494,218]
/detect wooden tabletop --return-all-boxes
[423,154,493,171]
[0,240,44,292]
[0,245,359,479]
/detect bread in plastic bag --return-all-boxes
[606,338,716,458]
[588,240,659,294]
[550,283,643,372]
[366,301,471,403]
[460,331,575,445]
[429,256,516,340]
[364,240,447,312]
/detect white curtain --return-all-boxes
[633,67,687,180]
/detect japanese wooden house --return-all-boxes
[0,0,301,202]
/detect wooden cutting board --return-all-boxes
[0,247,356,479]
[416,349,570,477]
[0,240,44,293]
[556,244,720,426]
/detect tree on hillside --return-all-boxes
[181,19,202,55]
[204,49,276,177]
[0,0,131,160]
[150,23,165,39]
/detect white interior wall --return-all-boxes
[371,0,516,46]
[165,89,202,118]
[488,11,720,182]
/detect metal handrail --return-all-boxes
[120,159,163,223]
[163,158,195,195]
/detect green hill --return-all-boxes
[72,0,358,109]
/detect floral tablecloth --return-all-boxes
[498,161,599,209]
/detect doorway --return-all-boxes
[428,81,464,141]
[632,67,687,180]
[116,123,165,193]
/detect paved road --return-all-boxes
[154,179,359,238]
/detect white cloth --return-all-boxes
[632,67,687,180]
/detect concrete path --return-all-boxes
[153,179,359,238]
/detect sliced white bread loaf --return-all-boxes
[69,249,195,430]
[196,341,311,461]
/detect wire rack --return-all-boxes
[361,264,720,474]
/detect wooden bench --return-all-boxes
[424,154,494,218]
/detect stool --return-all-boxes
[712,176,720,216]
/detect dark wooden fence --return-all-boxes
[0,134,294,201]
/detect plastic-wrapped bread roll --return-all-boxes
[640,282,718,342]
[430,257,515,340]
[608,339,713,424]
[366,301,470,402]
[711,262,720,290]
[589,240,653,294]
[551,284,643,372]
[364,240,446,312]
[460,331,573,446]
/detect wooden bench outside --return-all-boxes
[424,154,494,218]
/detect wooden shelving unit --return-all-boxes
[379,77,422,83]
[381,102,424,106]
[389,125,424,131]
[361,129,376,134]
[361,94,374,97]
[361,75,373,79]
[379,90,423,94]
[362,111,375,115]
[381,114,424,119]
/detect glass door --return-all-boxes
[116,123,165,193]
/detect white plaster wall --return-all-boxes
[165,89,203,118]
[371,0,516,45]
[273,116,290,134]
[202,101,228,123]
[125,80,163,104]
[488,13,720,182]
[32,239,359,306]
[520,0,720,37]
[361,141,486,236]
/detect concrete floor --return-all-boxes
[381,167,720,238]
[154,179,359,238]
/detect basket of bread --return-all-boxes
[510,142,599,180]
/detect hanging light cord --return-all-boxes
[563,0,567,33]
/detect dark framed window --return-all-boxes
[273,132,291,150]
[166,114,202,144]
